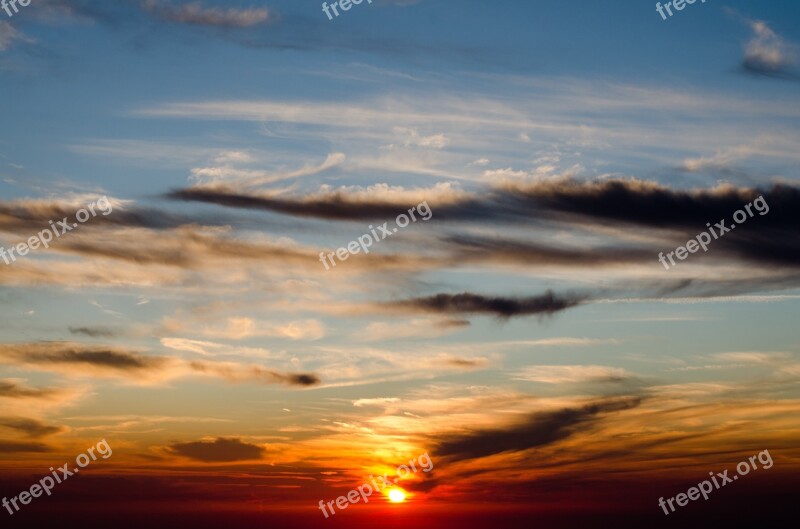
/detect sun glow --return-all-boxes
[388,488,406,503]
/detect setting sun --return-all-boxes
[388,488,406,503]
[3,2,800,529]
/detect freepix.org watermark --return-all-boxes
[322,0,372,21]
[655,0,708,21]
[2,0,31,18]
[0,196,113,266]
[658,195,768,270]
[2,439,112,516]
[318,452,433,518]
[319,201,433,271]
[658,449,773,515]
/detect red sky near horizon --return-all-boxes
[1,1,799,528]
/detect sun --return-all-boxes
[388,488,406,503]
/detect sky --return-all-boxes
[1,1,799,528]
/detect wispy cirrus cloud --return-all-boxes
[514,365,634,384]
[0,21,31,52]
[165,317,326,341]
[188,152,346,187]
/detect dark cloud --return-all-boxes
[0,380,57,399]
[514,180,799,269]
[286,373,321,386]
[166,186,418,221]
[440,318,471,328]
[446,234,654,267]
[435,396,642,460]
[386,290,588,319]
[168,180,800,271]
[166,437,264,462]
[0,417,64,438]
[69,326,118,338]
[504,180,797,230]
[188,361,321,387]
[164,184,519,223]
[0,343,174,383]
[441,357,487,369]
[166,180,798,228]
[468,180,800,270]
[0,343,321,387]
[0,345,167,371]
[0,440,51,453]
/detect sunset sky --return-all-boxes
[1,1,799,528]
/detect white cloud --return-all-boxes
[213,150,255,164]
[160,338,281,359]
[739,17,797,75]
[711,352,792,364]
[515,365,633,384]
[186,317,327,341]
[353,397,401,407]
[190,152,345,187]
[357,318,468,342]
[307,181,467,205]
[387,127,450,150]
